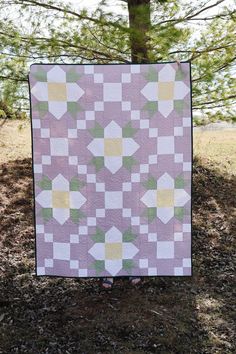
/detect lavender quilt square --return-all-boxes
[29,62,192,277]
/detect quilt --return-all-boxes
[29,62,192,277]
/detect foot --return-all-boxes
[101,277,114,289]
[129,277,141,285]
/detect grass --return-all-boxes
[0,120,31,164]
[194,130,236,175]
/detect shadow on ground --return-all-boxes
[0,158,235,353]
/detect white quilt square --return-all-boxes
[94,101,104,111]
[50,138,68,156]
[139,259,148,268]
[122,101,131,111]
[42,155,51,165]
[68,129,77,138]
[94,73,103,83]
[105,191,123,209]
[122,182,132,191]
[41,128,50,138]
[103,83,122,102]
[121,73,131,83]
[96,209,105,217]
[157,136,174,155]
[53,242,70,260]
[122,208,131,217]
[157,241,174,259]
[85,111,95,120]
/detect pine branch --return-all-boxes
[0,75,27,82]
[0,31,127,62]
[156,0,229,26]
[193,56,236,82]
[193,94,236,108]
[193,102,234,110]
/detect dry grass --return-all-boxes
[0,120,31,164]
[194,130,236,175]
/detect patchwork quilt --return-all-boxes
[29,62,192,278]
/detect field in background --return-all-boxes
[1,120,236,174]
[0,120,31,164]
[194,130,236,175]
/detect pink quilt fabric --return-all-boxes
[29,62,192,277]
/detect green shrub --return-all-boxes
[0,100,26,120]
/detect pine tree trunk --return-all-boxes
[127,0,151,63]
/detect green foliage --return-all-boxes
[0,100,26,120]
[0,109,7,119]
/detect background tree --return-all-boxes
[0,0,235,122]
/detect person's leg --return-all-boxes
[101,277,113,289]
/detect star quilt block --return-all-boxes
[29,62,192,278]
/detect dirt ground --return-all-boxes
[0,121,235,353]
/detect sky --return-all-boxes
[59,0,235,43]
[65,0,126,13]
[62,0,234,16]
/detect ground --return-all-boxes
[0,121,235,353]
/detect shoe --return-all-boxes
[101,277,114,289]
[129,276,141,285]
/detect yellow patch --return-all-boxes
[157,189,174,207]
[105,243,122,260]
[104,138,123,156]
[52,191,70,208]
[158,82,174,100]
[48,83,67,101]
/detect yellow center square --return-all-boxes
[48,83,67,101]
[52,191,70,208]
[105,243,122,260]
[157,189,174,207]
[104,138,123,156]
[158,82,174,100]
